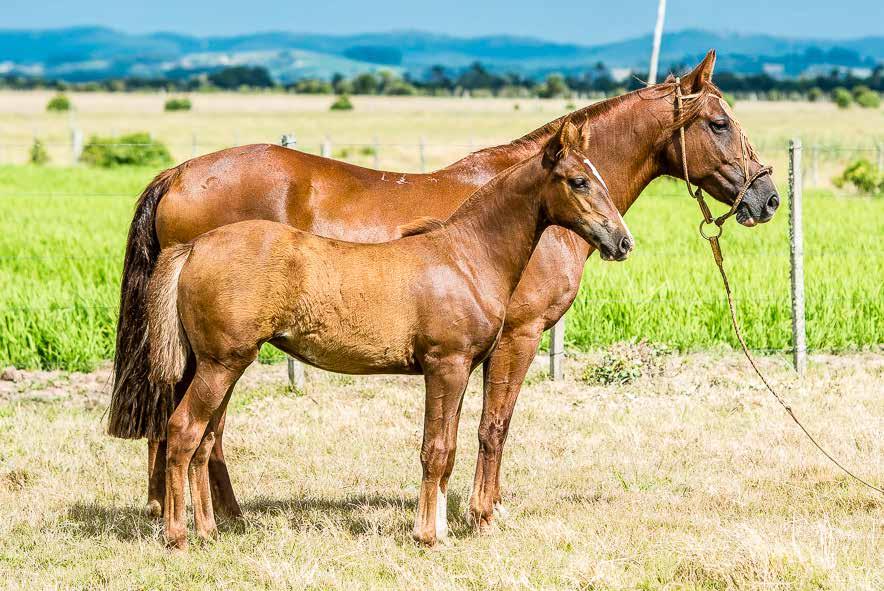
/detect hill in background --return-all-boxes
[1,26,882,82]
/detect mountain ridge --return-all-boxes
[1,26,881,82]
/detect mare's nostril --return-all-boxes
[619,236,633,254]
[767,193,780,211]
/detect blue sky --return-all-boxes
[6,0,883,44]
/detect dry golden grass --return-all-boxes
[0,350,881,589]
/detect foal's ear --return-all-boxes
[682,49,716,93]
[544,117,580,166]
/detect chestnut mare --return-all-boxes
[109,51,779,529]
[147,121,631,548]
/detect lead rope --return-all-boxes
[674,78,884,495]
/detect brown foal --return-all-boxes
[147,121,632,548]
[110,51,778,527]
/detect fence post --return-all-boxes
[321,137,332,158]
[789,138,807,377]
[877,142,884,173]
[372,135,380,169]
[419,137,426,172]
[549,317,565,380]
[809,145,818,188]
[71,128,84,165]
[281,133,306,391]
[191,131,198,158]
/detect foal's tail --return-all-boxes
[147,243,194,386]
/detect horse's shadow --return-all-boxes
[65,490,470,542]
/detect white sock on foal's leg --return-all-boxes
[435,486,448,540]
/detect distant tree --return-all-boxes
[293,79,333,94]
[208,66,274,89]
[29,138,50,165]
[352,72,379,95]
[164,97,192,111]
[855,89,881,109]
[536,74,570,99]
[330,94,354,111]
[833,87,853,109]
[46,93,71,112]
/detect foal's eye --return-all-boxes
[710,119,730,133]
[569,177,588,189]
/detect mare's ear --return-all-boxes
[543,117,580,166]
[681,49,716,93]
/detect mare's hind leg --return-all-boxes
[413,356,470,546]
[165,360,244,550]
[469,321,544,530]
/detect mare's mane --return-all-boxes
[470,77,723,159]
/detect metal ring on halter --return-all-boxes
[699,219,723,240]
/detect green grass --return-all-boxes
[0,166,881,371]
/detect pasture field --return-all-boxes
[0,351,881,589]
[0,91,882,371]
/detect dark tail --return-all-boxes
[107,167,180,440]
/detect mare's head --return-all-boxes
[540,118,634,261]
[659,50,779,226]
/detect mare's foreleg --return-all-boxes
[469,321,544,529]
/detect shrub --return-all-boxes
[832,87,852,109]
[46,94,71,112]
[832,159,883,194]
[855,90,881,109]
[807,87,823,102]
[79,132,172,168]
[164,97,192,111]
[581,340,671,386]
[29,139,50,165]
[721,92,736,108]
[330,95,354,111]
[851,85,872,99]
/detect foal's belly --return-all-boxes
[270,328,419,375]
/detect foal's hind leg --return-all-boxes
[188,431,217,540]
[165,360,243,550]
[413,356,470,546]
[147,364,195,518]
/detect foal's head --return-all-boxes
[540,119,634,261]
[659,50,780,226]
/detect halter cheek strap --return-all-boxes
[674,76,773,231]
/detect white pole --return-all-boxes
[789,139,807,377]
[647,0,667,85]
[281,133,306,391]
[549,318,565,380]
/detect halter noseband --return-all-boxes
[673,77,773,235]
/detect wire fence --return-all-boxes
[0,136,881,373]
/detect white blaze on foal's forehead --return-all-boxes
[582,157,609,193]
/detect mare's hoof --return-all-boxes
[165,534,188,552]
[145,499,163,519]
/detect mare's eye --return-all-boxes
[710,119,729,133]
[569,177,588,189]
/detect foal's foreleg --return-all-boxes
[469,321,544,529]
[207,409,242,519]
[413,357,470,546]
